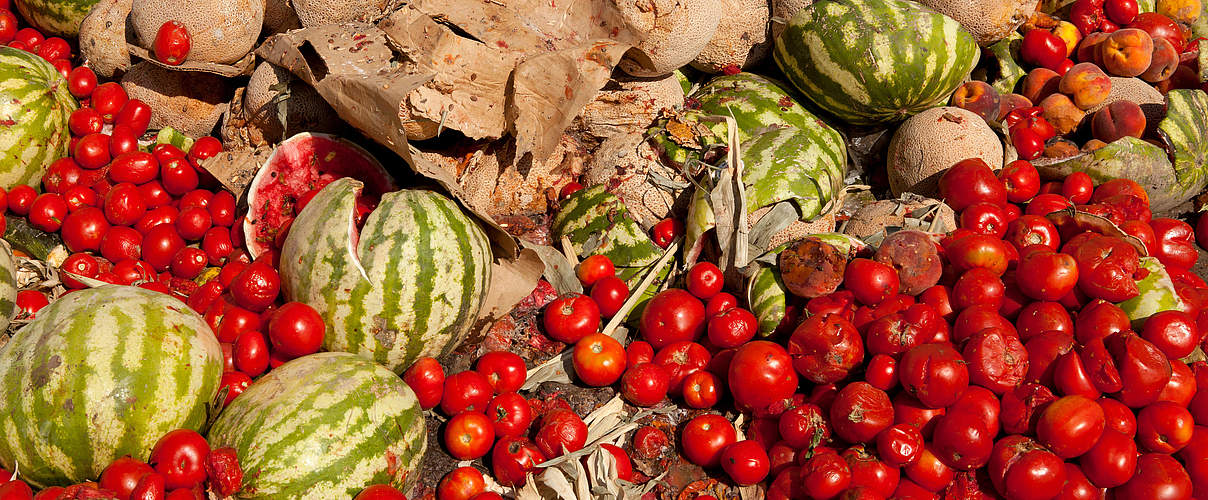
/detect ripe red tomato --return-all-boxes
[620,362,670,407]
[6,185,33,216]
[598,443,634,481]
[60,252,99,289]
[233,330,269,377]
[1136,401,1193,453]
[28,193,68,232]
[1061,172,1094,205]
[140,224,185,272]
[681,413,737,468]
[174,207,212,241]
[865,353,898,391]
[441,371,492,415]
[402,357,444,410]
[92,82,129,122]
[652,340,710,395]
[485,392,531,438]
[1157,360,1196,407]
[931,409,995,470]
[535,409,587,458]
[100,226,143,263]
[877,423,923,467]
[800,451,852,499]
[67,66,98,98]
[638,288,705,348]
[963,326,1028,394]
[149,429,209,490]
[444,411,495,460]
[1016,301,1073,342]
[186,136,223,165]
[728,341,797,415]
[1115,453,1192,500]
[353,484,406,500]
[960,202,1009,238]
[651,218,683,248]
[843,258,899,306]
[491,437,546,487]
[1140,310,1198,360]
[999,160,1041,203]
[217,371,251,407]
[475,351,526,393]
[720,440,770,486]
[437,466,486,500]
[128,472,165,500]
[987,435,1067,500]
[69,108,103,136]
[830,382,893,444]
[228,258,280,311]
[43,157,84,194]
[898,343,968,409]
[543,293,600,344]
[15,290,49,318]
[950,267,1005,311]
[777,403,830,450]
[681,370,721,409]
[1035,395,1105,459]
[1104,330,1172,408]
[705,292,738,318]
[903,447,953,492]
[0,480,32,500]
[169,247,207,279]
[589,276,628,318]
[571,333,626,387]
[939,158,1009,211]
[1073,300,1130,345]
[1150,217,1198,270]
[626,340,654,367]
[575,254,614,287]
[787,312,863,385]
[1021,29,1067,70]
[704,306,756,348]
[686,261,724,299]
[153,20,191,65]
[945,234,1011,276]
[100,457,154,499]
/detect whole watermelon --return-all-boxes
[14,0,100,36]
[207,352,427,498]
[280,178,492,373]
[0,46,76,189]
[0,286,222,488]
[773,0,979,125]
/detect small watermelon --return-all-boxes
[773,0,980,125]
[207,352,427,499]
[279,178,492,373]
[13,0,100,36]
[0,46,76,189]
[0,286,222,488]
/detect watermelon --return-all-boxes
[773,0,980,125]
[691,73,827,142]
[0,286,222,488]
[0,46,76,189]
[207,352,427,499]
[243,133,397,259]
[552,185,663,282]
[13,0,99,36]
[279,177,492,373]
[1118,257,1185,329]
[0,240,15,332]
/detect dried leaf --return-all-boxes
[523,240,584,295]
[746,200,801,256]
[709,116,749,280]
[521,350,574,390]
[126,44,255,77]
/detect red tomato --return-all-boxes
[1083,429,1141,487]
[1035,395,1105,459]
[1140,310,1198,360]
[800,451,852,499]
[681,414,737,468]
[960,202,1009,238]
[572,333,626,387]
[153,20,191,65]
[829,382,893,444]
[6,185,34,216]
[931,409,995,470]
[686,261,724,299]
[28,193,68,232]
[987,435,1067,500]
[1061,172,1094,205]
[441,371,492,415]
[631,425,669,459]
[1136,401,1193,453]
[681,370,721,409]
[1021,29,1068,69]
[69,108,103,136]
[620,362,670,407]
[353,485,406,500]
[1026,193,1074,216]
[444,411,495,460]
[217,371,251,407]
[1157,360,1196,407]
[543,293,600,344]
[963,326,1028,394]
[950,267,1005,311]
[939,158,1008,211]
[1129,12,1187,52]
[705,292,738,317]
[898,343,968,409]
[60,252,99,289]
[575,254,614,287]
[100,457,154,499]
[625,340,654,367]
[535,409,587,458]
[877,423,923,467]
[485,392,532,438]
[169,247,207,279]
[0,480,32,500]
[651,218,683,248]
[473,352,527,396]
[638,288,705,348]
[92,82,129,122]
[174,207,212,241]
[728,341,797,415]
[130,473,165,500]
[865,353,898,391]
[705,306,756,348]
[1016,301,1073,342]
[948,386,1001,435]
[228,258,279,311]
[945,234,1011,276]
[490,436,546,487]
[233,330,269,376]
[436,466,486,500]
[67,66,98,98]
[843,258,899,306]
[149,429,210,490]
[1150,217,1198,270]
[589,276,628,317]
[1004,216,1061,254]
[787,312,863,385]
[720,440,770,486]
[1114,453,1192,500]
[999,160,1041,203]
[598,443,634,481]
[652,340,710,395]
[42,157,83,194]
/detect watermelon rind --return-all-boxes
[0,46,76,189]
[13,0,99,37]
[0,286,222,488]
[0,240,15,332]
[773,0,980,125]
[279,177,492,373]
[207,352,427,499]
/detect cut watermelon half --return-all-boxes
[243,133,397,259]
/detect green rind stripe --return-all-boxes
[0,46,76,189]
[280,178,492,373]
[551,185,661,279]
[748,266,789,335]
[773,0,979,125]
[13,0,98,36]
[207,352,427,499]
[0,240,15,330]
[0,286,221,488]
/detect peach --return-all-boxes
[1140,37,1179,83]
[1156,64,1199,94]
[1021,68,1062,104]
[1044,139,1081,159]
[997,93,1033,121]
[950,81,1002,123]
[1058,62,1112,110]
[1083,139,1108,151]
[1039,93,1086,135]
[1091,100,1147,142]
[1100,28,1154,77]
[1053,21,1082,57]
[1076,32,1111,65]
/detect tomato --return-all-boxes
[233,330,268,376]
[480,391,531,440]
[0,480,32,500]
[535,409,587,458]
[719,440,770,486]
[946,234,1011,276]
[787,313,863,385]
[960,201,1008,238]
[998,160,1041,203]
[1105,330,1172,408]
[650,218,683,248]
[950,267,1005,311]
[1115,453,1192,500]
[589,276,628,317]
[211,301,257,343]
[829,382,893,444]
[152,20,191,65]
[620,362,670,407]
[68,107,103,137]
[1136,401,1193,453]
[705,307,756,348]
[988,435,1067,500]
[227,258,279,311]
[652,340,710,395]
[676,370,718,409]
[876,423,923,468]
[625,340,654,367]
[443,411,495,460]
[727,340,797,416]
[1149,217,1197,270]
[638,288,705,348]
[686,261,724,299]
[149,429,209,490]
[402,357,445,410]
[898,343,968,409]
[1074,428,1136,489]
[1000,382,1058,436]
[948,386,1002,435]
[441,371,492,415]
[26,192,67,233]
[1060,172,1094,205]
[169,247,207,279]
[1073,300,1130,345]
[705,292,737,317]
[598,443,634,481]
[903,446,954,492]
[1158,360,1196,407]
[931,409,995,470]
[1021,28,1068,69]
[543,293,600,344]
[1003,215,1060,252]
[1016,301,1072,342]
[1129,12,1187,52]
[1140,310,1197,360]
[963,326,1028,394]
[631,425,669,459]
[842,258,899,306]
[866,353,898,391]
[939,158,1008,211]
[1036,395,1105,459]
[127,472,165,500]
[172,207,211,242]
[572,333,626,387]
[351,484,405,500]
[65,65,99,99]
[215,371,251,407]
[100,226,143,263]
[437,466,486,500]
[60,252,99,289]
[1015,251,1079,303]
[1024,330,1075,389]
[777,403,830,450]
[682,413,737,468]
[573,254,614,287]
[99,457,154,499]
[474,354,529,400]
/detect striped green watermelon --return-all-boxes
[691,73,827,142]
[552,185,663,282]
[0,46,76,189]
[207,352,427,498]
[0,240,15,332]
[13,0,99,36]
[0,286,222,488]
[279,177,492,373]
[748,233,867,335]
[773,0,980,125]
